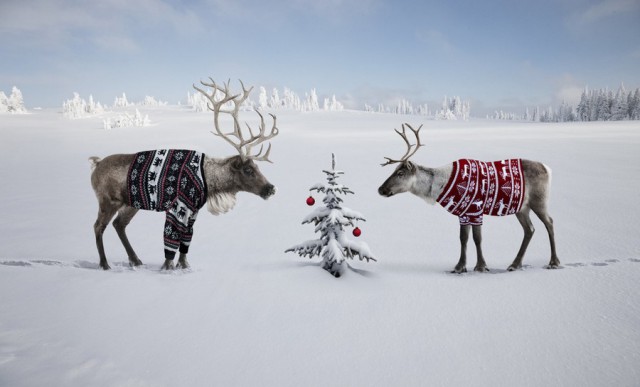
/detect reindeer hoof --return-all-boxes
[546,259,560,269]
[507,265,520,272]
[100,262,111,270]
[129,258,143,267]
[161,260,175,270]
[474,266,489,272]
[451,267,467,274]
[176,261,190,269]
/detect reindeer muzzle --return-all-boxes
[260,184,276,199]
[378,186,394,197]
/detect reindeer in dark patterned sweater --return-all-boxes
[89,79,279,270]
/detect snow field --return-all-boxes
[0,108,639,386]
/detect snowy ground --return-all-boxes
[1,107,639,387]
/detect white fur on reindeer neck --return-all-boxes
[206,192,237,215]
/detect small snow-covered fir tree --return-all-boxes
[286,154,376,277]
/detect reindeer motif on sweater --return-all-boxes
[436,159,525,226]
[127,149,207,259]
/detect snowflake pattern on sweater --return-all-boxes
[436,159,525,226]
[127,150,207,259]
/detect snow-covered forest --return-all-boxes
[365,95,471,120]
[4,83,640,124]
[187,86,343,113]
[493,85,640,122]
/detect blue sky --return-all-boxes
[1,0,639,115]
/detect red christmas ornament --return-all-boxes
[306,196,315,206]
[353,227,362,237]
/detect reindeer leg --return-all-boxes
[176,252,190,269]
[94,201,119,270]
[472,225,489,272]
[452,225,470,273]
[532,207,560,269]
[112,206,142,267]
[508,210,535,271]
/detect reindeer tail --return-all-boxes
[89,156,101,172]
[543,163,552,183]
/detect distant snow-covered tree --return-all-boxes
[63,93,105,119]
[611,84,628,121]
[0,87,28,114]
[304,88,320,111]
[7,87,27,113]
[596,90,613,121]
[577,87,591,121]
[113,93,131,108]
[283,88,302,111]
[139,96,168,107]
[416,103,429,116]
[187,90,209,112]
[63,93,85,119]
[435,95,470,120]
[0,92,7,113]
[270,88,281,109]
[103,108,151,129]
[630,89,640,120]
[323,95,344,111]
[258,87,268,109]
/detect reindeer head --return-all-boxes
[378,123,423,197]
[193,79,278,211]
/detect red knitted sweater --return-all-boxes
[436,159,525,225]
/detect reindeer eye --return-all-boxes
[243,167,254,176]
[397,171,405,177]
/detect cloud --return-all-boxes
[197,0,381,27]
[570,0,640,27]
[0,0,203,52]
[580,0,638,23]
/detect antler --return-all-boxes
[381,123,424,166]
[192,78,279,163]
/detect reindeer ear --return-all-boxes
[405,161,416,171]
[230,156,244,170]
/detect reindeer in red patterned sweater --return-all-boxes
[378,124,560,273]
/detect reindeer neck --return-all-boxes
[202,155,237,195]
[411,163,453,204]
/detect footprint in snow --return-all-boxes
[629,258,640,263]
[0,260,32,267]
